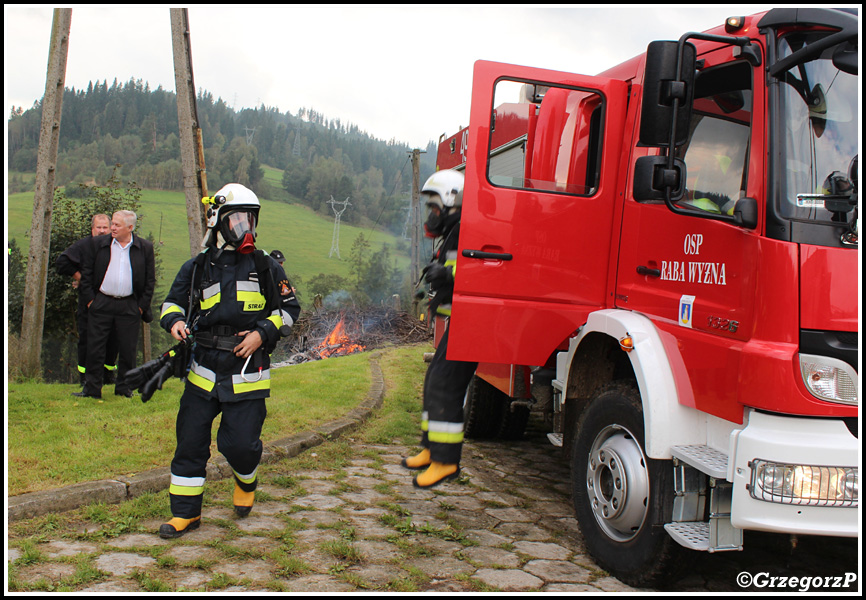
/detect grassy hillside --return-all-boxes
[7,181,410,300]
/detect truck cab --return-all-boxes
[442,8,858,587]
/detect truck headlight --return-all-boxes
[750,459,858,507]
[799,354,858,406]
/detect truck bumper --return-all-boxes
[730,411,858,537]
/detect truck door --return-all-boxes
[448,60,629,365]
[617,49,764,423]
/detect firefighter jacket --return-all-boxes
[430,222,460,317]
[55,235,95,312]
[160,249,301,402]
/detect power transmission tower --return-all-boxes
[20,8,72,378]
[245,126,257,146]
[401,194,412,240]
[328,196,351,258]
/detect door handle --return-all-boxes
[636,265,661,277]
[463,249,513,261]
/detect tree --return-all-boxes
[306,156,345,212]
[281,156,310,199]
[306,272,350,303]
[347,233,371,292]
[7,238,27,335]
[359,243,402,305]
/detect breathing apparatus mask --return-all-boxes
[424,202,461,238]
[201,183,260,254]
[219,209,257,254]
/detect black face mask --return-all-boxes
[425,208,460,238]
[424,210,445,238]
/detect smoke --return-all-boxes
[323,290,354,310]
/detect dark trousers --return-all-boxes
[83,293,140,396]
[421,326,477,465]
[76,301,118,380]
[170,389,267,517]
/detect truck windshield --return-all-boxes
[778,32,858,231]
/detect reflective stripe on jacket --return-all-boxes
[160,249,301,402]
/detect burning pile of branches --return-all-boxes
[272,307,432,365]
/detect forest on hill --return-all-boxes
[7,77,439,233]
[7,77,446,382]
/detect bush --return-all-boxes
[6,325,25,382]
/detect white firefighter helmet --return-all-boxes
[202,183,261,253]
[421,169,464,210]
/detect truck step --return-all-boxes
[671,444,728,479]
[664,522,710,551]
[547,433,563,447]
[665,520,743,553]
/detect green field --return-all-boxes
[7,179,409,299]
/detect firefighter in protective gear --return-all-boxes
[157,183,301,538]
[402,170,478,488]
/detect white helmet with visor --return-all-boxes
[421,170,464,238]
[202,183,260,254]
[421,169,464,210]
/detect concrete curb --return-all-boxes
[7,353,386,523]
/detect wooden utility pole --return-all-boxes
[410,149,422,285]
[20,8,72,379]
[170,8,208,258]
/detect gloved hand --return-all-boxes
[423,262,452,292]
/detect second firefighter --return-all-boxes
[402,170,478,488]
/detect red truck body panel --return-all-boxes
[442,19,857,423]
[447,61,629,366]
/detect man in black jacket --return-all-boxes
[75,210,156,399]
[56,213,119,386]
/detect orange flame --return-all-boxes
[317,318,365,358]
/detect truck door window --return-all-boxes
[777,32,858,230]
[488,79,603,196]
[675,62,752,215]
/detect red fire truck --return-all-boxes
[436,8,858,587]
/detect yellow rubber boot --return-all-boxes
[401,448,431,470]
[233,484,255,517]
[413,462,460,488]
[159,516,201,539]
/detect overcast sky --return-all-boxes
[5,4,783,149]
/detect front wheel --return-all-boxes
[571,381,687,588]
[463,375,503,438]
[496,399,530,440]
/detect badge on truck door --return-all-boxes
[679,295,695,328]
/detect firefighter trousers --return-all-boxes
[420,327,477,465]
[169,388,267,518]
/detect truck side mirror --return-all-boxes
[633,155,687,202]
[832,41,857,75]
[732,196,758,229]
[639,41,697,147]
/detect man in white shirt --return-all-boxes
[75,210,155,399]
[55,214,120,385]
